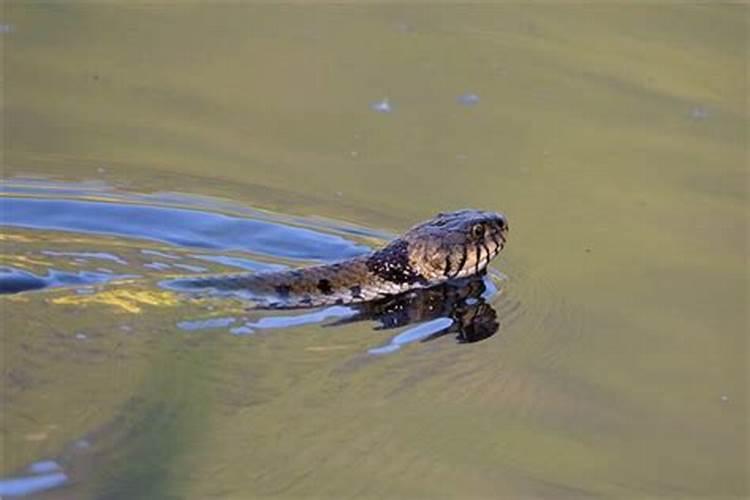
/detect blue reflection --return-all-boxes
[177,317,237,331]
[457,93,480,106]
[191,254,285,272]
[0,267,135,295]
[230,306,356,335]
[368,317,454,355]
[140,249,181,260]
[41,251,128,265]
[171,263,208,273]
[0,472,68,497]
[27,460,62,474]
[1,197,370,261]
[143,262,172,271]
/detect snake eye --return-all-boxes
[471,223,484,239]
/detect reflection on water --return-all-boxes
[0,460,69,498]
[0,180,377,296]
[0,471,69,497]
[0,267,136,294]
[2,196,370,259]
[178,275,503,354]
[350,275,501,351]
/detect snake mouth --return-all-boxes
[492,225,508,249]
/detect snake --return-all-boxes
[163,209,509,309]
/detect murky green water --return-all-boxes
[2,4,747,499]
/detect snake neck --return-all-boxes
[164,240,436,308]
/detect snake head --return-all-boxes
[404,209,508,281]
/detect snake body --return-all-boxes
[164,209,508,308]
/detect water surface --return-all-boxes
[2,4,746,499]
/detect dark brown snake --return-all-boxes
[164,209,508,309]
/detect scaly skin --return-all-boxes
[163,209,508,308]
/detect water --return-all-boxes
[2,4,747,499]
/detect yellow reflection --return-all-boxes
[0,233,35,242]
[51,289,180,314]
[0,254,52,268]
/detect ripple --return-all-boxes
[2,197,369,260]
[0,267,135,295]
[0,179,381,296]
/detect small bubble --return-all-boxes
[720,395,729,402]
[396,21,416,34]
[457,93,480,107]
[74,333,88,340]
[97,167,106,173]
[689,106,709,120]
[73,439,91,450]
[350,151,359,158]
[370,98,393,113]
